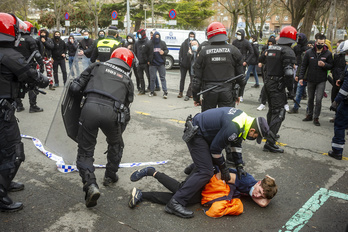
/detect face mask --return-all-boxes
[192,45,198,52]
[138,34,142,39]
[316,44,324,49]
[70,39,74,43]
[84,36,89,39]
[237,35,242,40]
[154,38,160,43]
[249,186,254,197]
[345,55,348,62]
[99,34,104,39]
[40,35,46,38]
[189,37,194,41]
[249,39,253,43]
[128,38,133,43]
[54,35,60,40]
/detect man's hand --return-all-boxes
[299,79,304,86]
[194,100,201,106]
[41,38,46,43]
[159,50,164,55]
[236,165,247,180]
[258,63,262,68]
[336,80,341,87]
[243,62,247,66]
[219,163,231,182]
[318,61,325,67]
[62,54,66,58]
[295,76,299,82]
[330,101,338,112]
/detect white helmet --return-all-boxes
[337,40,348,54]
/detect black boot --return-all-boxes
[263,141,284,153]
[84,184,100,208]
[184,163,195,175]
[165,198,194,218]
[103,174,119,187]
[8,181,24,192]
[29,105,43,113]
[328,150,342,160]
[0,185,23,212]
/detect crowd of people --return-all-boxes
[1,12,347,223]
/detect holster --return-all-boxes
[0,99,16,122]
[182,115,199,143]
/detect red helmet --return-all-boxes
[0,13,20,44]
[206,22,228,42]
[110,47,134,69]
[24,21,34,34]
[278,26,297,44]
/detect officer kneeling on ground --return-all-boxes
[0,13,49,212]
[165,107,271,218]
[70,47,134,208]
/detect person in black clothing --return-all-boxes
[260,26,297,153]
[125,33,140,92]
[245,35,260,88]
[37,28,55,90]
[192,22,245,112]
[69,48,134,208]
[52,31,67,87]
[178,31,196,98]
[66,35,80,78]
[184,39,200,101]
[292,33,308,96]
[15,21,45,113]
[78,31,94,70]
[0,13,49,212]
[232,29,253,73]
[134,29,151,95]
[299,34,333,126]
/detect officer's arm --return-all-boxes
[71,63,97,93]
[334,69,348,104]
[282,48,296,91]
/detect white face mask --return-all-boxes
[249,186,254,197]
[237,35,242,40]
[128,38,133,43]
[345,55,348,62]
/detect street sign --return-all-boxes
[65,12,69,20]
[112,20,118,25]
[169,9,177,20]
[111,10,118,20]
[168,20,177,26]
[65,21,70,27]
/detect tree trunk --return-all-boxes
[301,1,317,38]
[327,0,336,41]
[134,19,141,32]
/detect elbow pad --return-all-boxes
[284,65,294,79]
[70,79,83,93]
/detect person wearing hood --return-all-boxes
[178,31,195,99]
[134,29,151,94]
[52,31,67,87]
[292,33,308,96]
[232,29,254,72]
[299,34,333,126]
[125,33,141,92]
[66,35,80,78]
[90,26,121,63]
[78,31,94,70]
[245,35,260,88]
[147,31,169,98]
[36,28,55,90]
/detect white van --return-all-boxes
[146,28,206,69]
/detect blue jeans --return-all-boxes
[245,65,259,85]
[82,55,91,70]
[149,64,167,92]
[69,56,80,77]
[293,81,307,110]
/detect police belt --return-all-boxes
[266,76,282,81]
[86,93,123,109]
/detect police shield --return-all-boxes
[61,79,83,142]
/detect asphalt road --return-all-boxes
[1,64,347,232]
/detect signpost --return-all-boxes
[111,10,118,25]
[168,9,177,26]
[64,12,70,35]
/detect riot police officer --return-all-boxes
[70,48,134,208]
[262,26,297,153]
[15,21,45,113]
[328,40,348,160]
[90,26,121,63]
[192,22,246,112]
[0,13,49,212]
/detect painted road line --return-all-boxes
[262,139,287,147]
[135,111,150,116]
[322,152,348,161]
[279,188,348,232]
[169,119,186,124]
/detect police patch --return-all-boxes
[211,57,227,62]
[228,133,238,141]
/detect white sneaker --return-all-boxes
[257,104,266,111]
[284,104,290,112]
[240,96,243,102]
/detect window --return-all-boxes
[284,16,289,21]
[275,15,280,21]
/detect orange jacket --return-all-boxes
[201,175,243,218]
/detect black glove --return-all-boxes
[236,164,247,180]
[219,162,231,182]
[36,72,49,88]
[330,101,338,112]
[70,78,83,93]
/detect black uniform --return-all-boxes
[14,34,45,111]
[192,42,246,112]
[263,44,296,146]
[70,58,134,192]
[0,46,47,211]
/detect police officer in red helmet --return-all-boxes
[69,47,134,208]
[259,26,297,153]
[0,13,49,212]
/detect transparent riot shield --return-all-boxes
[45,48,84,164]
